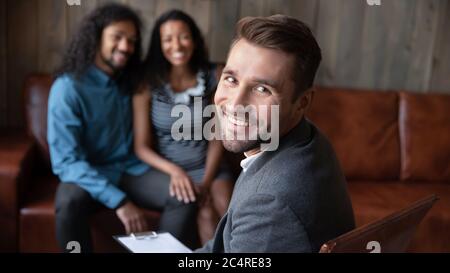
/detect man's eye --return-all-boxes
[181,34,191,40]
[254,86,269,94]
[224,76,236,84]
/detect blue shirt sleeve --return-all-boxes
[47,77,126,209]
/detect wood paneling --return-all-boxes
[6,0,38,129]
[1,0,449,129]
[128,0,157,55]
[183,0,211,52]
[66,0,98,38]
[209,0,240,62]
[431,0,450,93]
[38,0,67,73]
[0,1,7,128]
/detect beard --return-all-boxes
[221,138,261,154]
[218,104,266,154]
[100,50,130,73]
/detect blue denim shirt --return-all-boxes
[47,66,148,209]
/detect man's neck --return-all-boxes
[94,55,114,76]
[243,116,305,158]
[244,147,261,158]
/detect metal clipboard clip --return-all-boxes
[130,231,158,240]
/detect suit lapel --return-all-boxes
[212,212,228,252]
[215,118,313,252]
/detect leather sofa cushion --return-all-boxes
[0,132,32,177]
[399,92,450,182]
[24,75,53,165]
[348,182,450,252]
[307,87,400,180]
[19,175,161,252]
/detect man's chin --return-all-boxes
[110,62,127,71]
[104,59,127,73]
[222,139,260,154]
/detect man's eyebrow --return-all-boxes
[114,30,137,40]
[251,77,279,89]
[222,68,237,76]
[222,68,280,89]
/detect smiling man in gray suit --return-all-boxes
[195,15,355,253]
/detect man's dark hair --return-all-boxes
[55,3,143,94]
[143,9,209,90]
[233,15,322,97]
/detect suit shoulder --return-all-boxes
[256,123,346,204]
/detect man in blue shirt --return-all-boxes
[48,4,197,252]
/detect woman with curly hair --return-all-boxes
[133,10,234,245]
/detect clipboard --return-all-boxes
[113,231,192,253]
[319,194,438,253]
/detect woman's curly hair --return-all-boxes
[55,3,143,94]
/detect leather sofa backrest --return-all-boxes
[22,75,449,183]
[307,87,400,180]
[23,75,53,165]
[399,92,450,182]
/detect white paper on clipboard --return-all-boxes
[114,232,192,253]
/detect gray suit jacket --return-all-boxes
[196,118,355,253]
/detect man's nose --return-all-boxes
[118,38,132,53]
[227,86,249,109]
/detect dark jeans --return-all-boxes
[55,168,198,253]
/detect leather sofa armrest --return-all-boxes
[0,131,37,251]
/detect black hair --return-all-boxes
[143,9,209,90]
[55,3,143,94]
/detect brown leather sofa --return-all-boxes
[0,75,162,253]
[307,87,450,252]
[0,75,449,252]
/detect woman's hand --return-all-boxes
[169,166,196,203]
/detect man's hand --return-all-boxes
[169,166,196,203]
[115,201,148,234]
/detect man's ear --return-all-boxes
[295,88,314,115]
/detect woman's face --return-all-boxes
[160,20,194,67]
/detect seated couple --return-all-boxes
[48,3,354,253]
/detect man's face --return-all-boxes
[96,20,137,74]
[215,39,305,154]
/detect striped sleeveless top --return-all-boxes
[150,65,229,183]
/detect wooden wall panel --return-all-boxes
[183,0,212,52]
[127,0,157,57]
[209,0,240,63]
[404,0,442,92]
[334,0,366,88]
[315,0,342,86]
[430,0,450,93]
[66,0,98,38]
[6,0,38,129]
[240,0,270,17]
[284,0,318,31]
[1,0,450,129]
[0,1,7,128]
[38,0,67,74]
